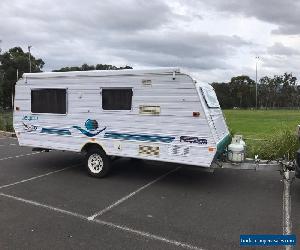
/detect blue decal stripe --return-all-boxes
[104,132,175,143]
[72,126,106,137]
[41,128,71,136]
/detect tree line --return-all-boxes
[212,73,300,109]
[0,46,299,110]
[53,64,132,72]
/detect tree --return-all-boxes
[212,73,298,109]
[0,47,45,109]
[0,69,5,109]
[259,73,298,108]
[213,75,256,108]
[281,73,297,108]
[53,64,132,72]
[229,75,255,108]
[212,82,233,108]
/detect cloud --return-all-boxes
[0,0,172,33]
[0,0,251,73]
[262,55,300,73]
[0,0,175,50]
[268,42,300,56]
[0,0,299,83]
[106,32,250,69]
[184,0,300,35]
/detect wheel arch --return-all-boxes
[81,142,107,154]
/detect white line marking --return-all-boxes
[0,152,40,161]
[88,167,180,221]
[0,192,87,219]
[94,219,203,250]
[0,165,79,190]
[0,192,203,250]
[0,144,17,147]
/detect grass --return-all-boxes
[223,109,300,159]
[0,111,13,132]
[224,109,300,139]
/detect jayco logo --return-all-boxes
[22,115,39,121]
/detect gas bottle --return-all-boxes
[228,135,246,163]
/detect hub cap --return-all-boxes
[88,153,104,174]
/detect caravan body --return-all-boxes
[13,68,230,171]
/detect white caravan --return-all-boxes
[13,68,230,177]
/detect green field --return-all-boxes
[0,111,13,132]
[223,110,300,159]
[224,109,300,139]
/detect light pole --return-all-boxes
[255,56,260,109]
[28,45,32,73]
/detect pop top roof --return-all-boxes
[23,68,181,79]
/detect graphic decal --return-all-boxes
[139,145,159,156]
[41,128,71,136]
[104,132,175,143]
[180,136,208,145]
[22,122,38,132]
[168,145,190,156]
[142,79,152,86]
[22,116,172,143]
[73,119,106,137]
[21,116,106,137]
[22,115,39,121]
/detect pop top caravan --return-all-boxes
[13,68,230,177]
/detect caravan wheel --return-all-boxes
[86,147,111,178]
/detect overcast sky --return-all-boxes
[1,0,300,82]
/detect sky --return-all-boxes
[0,0,300,82]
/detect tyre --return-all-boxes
[85,147,111,178]
[130,157,143,163]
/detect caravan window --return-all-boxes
[31,89,67,114]
[102,88,133,110]
[200,87,220,108]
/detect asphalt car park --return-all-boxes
[0,136,299,250]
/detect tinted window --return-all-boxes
[102,89,132,110]
[31,89,67,114]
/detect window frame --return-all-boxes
[30,88,68,115]
[200,87,220,109]
[100,87,133,111]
